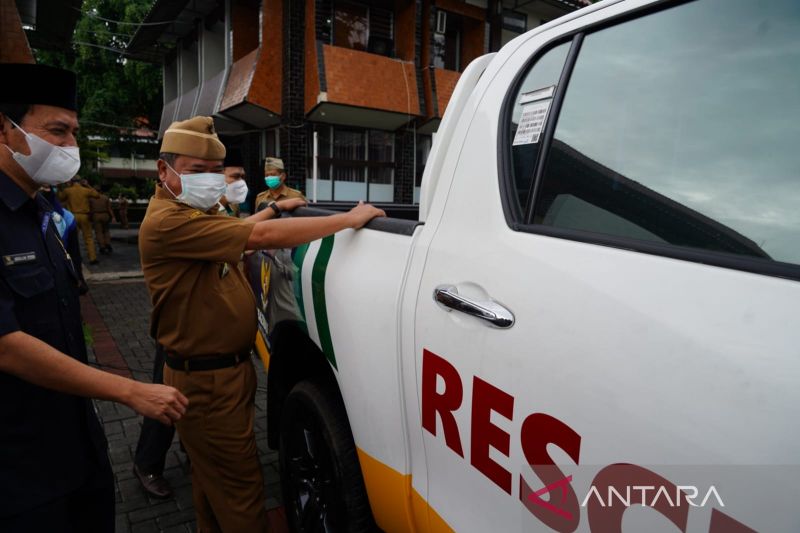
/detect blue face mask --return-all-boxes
[265,175,282,189]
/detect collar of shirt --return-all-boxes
[154,182,176,201]
[265,188,287,201]
[0,169,31,212]
[0,143,41,204]
[34,191,55,217]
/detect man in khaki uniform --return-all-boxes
[59,177,99,263]
[139,116,384,532]
[89,187,114,254]
[254,156,305,212]
[117,194,130,228]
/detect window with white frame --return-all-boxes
[432,9,462,71]
[308,126,395,202]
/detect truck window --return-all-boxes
[531,0,800,269]
[507,41,570,215]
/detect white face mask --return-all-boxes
[4,119,81,185]
[164,162,226,211]
[225,179,248,204]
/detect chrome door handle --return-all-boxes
[433,285,515,329]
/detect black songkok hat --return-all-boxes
[0,63,78,111]
[224,147,244,168]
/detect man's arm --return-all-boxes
[0,331,188,425]
[246,202,385,250]
[244,197,306,223]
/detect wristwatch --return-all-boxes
[268,201,282,217]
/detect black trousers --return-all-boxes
[133,343,175,474]
[0,456,114,533]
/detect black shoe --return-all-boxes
[133,464,173,499]
[106,245,113,254]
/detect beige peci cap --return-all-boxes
[264,157,285,172]
[160,116,226,160]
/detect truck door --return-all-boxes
[414,1,800,531]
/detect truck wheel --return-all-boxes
[279,379,375,533]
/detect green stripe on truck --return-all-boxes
[292,243,310,323]
[311,235,337,369]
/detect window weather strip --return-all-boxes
[524,32,584,225]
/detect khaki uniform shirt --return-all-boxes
[139,185,257,356]
[58,184,99,214]
[254,186,305,212]
[89,194,111,215]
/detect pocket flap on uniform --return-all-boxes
[4,266,55,297]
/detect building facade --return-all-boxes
[126,0,586,207]
[0,0,83,63]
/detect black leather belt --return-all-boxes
[164,351,251,372]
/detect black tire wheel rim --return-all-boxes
[285,409,345,532]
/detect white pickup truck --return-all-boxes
[246,0,800,531]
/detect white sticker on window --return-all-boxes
[520,85,555,104]
[513,98,552,146]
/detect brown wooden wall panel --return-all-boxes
[434,68,460,117]
[322,45,420,116]
[304,0,320,115]
[219,49,258,111]
[395,0,416,62]
[461,16,485,71]
[231,0,259,62]
[247,0,282,113]
[0,0,34,63]
[422,0,431,65]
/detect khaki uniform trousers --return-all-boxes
[92,212,111,249]
[73,212,96,262]
[164,359,268,533]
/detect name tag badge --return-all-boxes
[3,252,37,266]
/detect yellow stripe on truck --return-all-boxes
[356,447,454,533]
[254,331,270,370]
